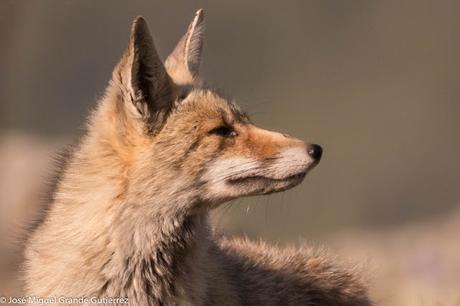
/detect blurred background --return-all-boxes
[1,1,459,305]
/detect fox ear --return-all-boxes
[165,9,205,84]
[113,16,176,132]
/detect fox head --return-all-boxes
[94,10,322,212]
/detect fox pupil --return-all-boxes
[209,125,237,137]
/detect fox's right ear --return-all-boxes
[113,16,176,132]
[165,9,205,84]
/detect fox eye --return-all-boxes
[177,86,191,101]
[209,125,237,137]
[177,92,188,101]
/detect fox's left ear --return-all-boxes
[165,9,205,84]
[113,16,176,132]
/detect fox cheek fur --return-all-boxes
[23,9,371,306]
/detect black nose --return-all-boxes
[308,144,323,161]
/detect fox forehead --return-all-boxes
[173,88,249,125]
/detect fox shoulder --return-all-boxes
[216,237,372,306]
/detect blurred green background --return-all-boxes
[1,1,460,304]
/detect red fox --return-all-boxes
[24,10,371,306]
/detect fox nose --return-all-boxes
[307,144,323,161]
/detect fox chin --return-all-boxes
[23,9,371,306]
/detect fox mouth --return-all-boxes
[202,148,322,201]
[228,171,307,184]
[227,170,308,194]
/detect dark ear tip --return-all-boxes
[131,16,149,35]
[195,9,205,22]
[130,16,153,46]
[132,16,146,27]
